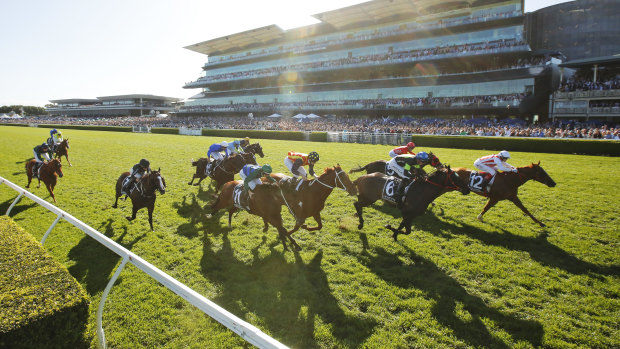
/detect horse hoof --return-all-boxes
[477,215,484,223]
[540,223,546,228]
[358,223,363,229]
[384,224,391,229]
[112,204,117,209]
[193,183,200,186]
[126,217,133,221]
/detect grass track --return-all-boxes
[0,125,618,348]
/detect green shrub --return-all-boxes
[37,124,132,132]
[151,127,179,135]
[411,135,620,156]
[0,216,89,348]
[309,132,327,142]
[0,123,29,127]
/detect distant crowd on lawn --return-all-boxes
[2,115,618,140]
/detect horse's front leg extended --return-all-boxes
[478,198,499,223]
[65,155,71,166]
[126,205,138,222]
[302,213,323,231]
[510,196,546,227]
[46,184,56,203]
[385,216,411,241]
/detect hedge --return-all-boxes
[411,135,620,156]
[151,127,179,135]
[0,216,89,348]
[0,123,29,127]
[37,124,132,132]
[309,132,328,142]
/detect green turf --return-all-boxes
[0,125,618,348]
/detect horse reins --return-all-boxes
[313,169,349,192]
[424,170,462,191]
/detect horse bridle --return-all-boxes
[424,169,463,192]
[138,173,164,198]
[313,169,350,192]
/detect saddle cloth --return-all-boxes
[233,184,250,211]
[468,171,493,193]
[121,177,138,196]
[382,177,402,203]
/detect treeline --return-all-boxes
[0,105,48,115]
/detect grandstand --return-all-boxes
[46,94,181,117]
[180,0,554,120]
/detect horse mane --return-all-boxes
[254,182,280,194]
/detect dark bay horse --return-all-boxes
[267,165,357,249]
[454,162,556,227]
[53,139,71,166]
[25,159,64,203]
[113,169,166,231]
[188,142,264,187]
[353,167,470,241]
[349,152,442,177]
[210,180,299,251]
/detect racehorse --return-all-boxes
[267,165,357,248]
[25,159,64,203]
[454,162,556,227]
[349,152,442,177]
[210,180,299,251]
[353,166,470,241]
[113,169,166,231]
[188,142,264,187]
[53,139,71,166]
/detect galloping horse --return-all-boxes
[188,142,264,187]
[353,167,470,241]
[349,152,442,177]
[25,159,64,203]
[454,162,556,227]
[267,165,357,249]
[113,169,166,231]
[210,180,299,251]
[53,139,71,166]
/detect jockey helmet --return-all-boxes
[245,137,250,143]
[139,159,150,168]
[308,151,319,162]
[407,141,415,149]
[416,152,429,162]
[220,141,228,148]
[57,130,62,135]
[498,150,511,159]
[41,142,49,149]
[261,164,272,173]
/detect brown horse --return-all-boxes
[349,152,442,177]
[25,159,64,203]
[454,162,556,227]
[113,169,166,231]
[353,167,470,241]
[188,142,264,187]
[267,165,357,248]
[53,139,71,166]
[210,180,300,251]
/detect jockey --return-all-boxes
[51,130,64,152]
[388,152,430,206]
[474,150,517,188]
[206,141,229,174]
[284,151,319,180]
[122,159,151,195]
[32,143,52,177]
[227,139,244,155]
[389,141,416,158]
[240,164,276,193]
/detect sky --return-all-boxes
[0,0,573,107]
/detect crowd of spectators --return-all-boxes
[559,73,620,92]
[191,39,528,84]
[3,114,617,140]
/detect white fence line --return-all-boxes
[0,176,288,349]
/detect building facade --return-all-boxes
[181,0,553,119]
[46,94,181,117]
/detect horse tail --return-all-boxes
[349,164,367,174]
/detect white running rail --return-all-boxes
[0,176,288,349]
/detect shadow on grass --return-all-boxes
[173,186,220,238]
[68,221,146,295]
[358,246,543,348]
[199,231,376,348]
[0,197,38,217]
[437,216,620,277]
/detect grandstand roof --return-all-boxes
[184,0,477,56]
[48,98,100,104]
[559,55,620,68]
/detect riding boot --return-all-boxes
[122,177,134,196]
[33,163,39,178]
[396,180,408,209]
[480,174,493,191]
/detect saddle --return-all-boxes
[468,171,494,193]
[121,177,138,196]
[382,177,405,204]
[232,184,250,211]
[279,176,309,192]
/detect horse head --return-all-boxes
[50,159,63,178]
[446,165,470,195]
[62,139,69,149]
[148,169,166,195]
[429,165,469,195]
[526,162,556,188]
[247,143,264,158]
[319,165,357,195]
[428,152,443,169]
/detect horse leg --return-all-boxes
[303,213,323,231]
[385,216,411,241]
[148,205,154,231]
[354,201,365,229]
[262,218,269,232]
[112,194,119,208]
[276,226,290,251]
[188,174,196,185]
[227,207,238,228]
[65,154,71,166]
[26,167,32,188]
[37,177,41,188]
[126,205,138,222]
[478,198,499,223]
[46,183,56,203]
[510,196,546,227]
